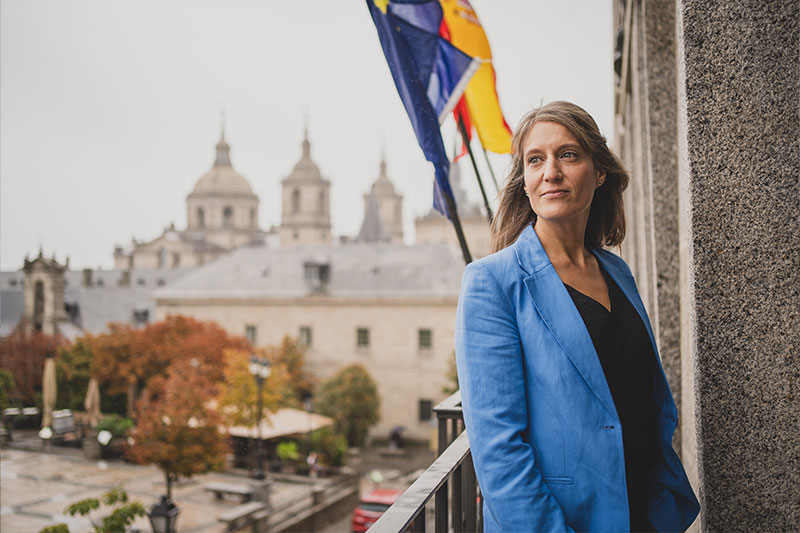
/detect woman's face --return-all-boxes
[522,121,605,226]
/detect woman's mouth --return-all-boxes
[541,189,569,198]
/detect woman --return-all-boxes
[455,101,699,532]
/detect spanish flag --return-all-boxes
[440,0,511,153]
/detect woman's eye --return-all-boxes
[528,156,542,165]
[562,151,578,159]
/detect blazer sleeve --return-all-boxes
[455,261,574,533]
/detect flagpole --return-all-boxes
[457,116,494,224]
[444,190,473,265]
[481,144,501,193]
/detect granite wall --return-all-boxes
[617,0,800,530]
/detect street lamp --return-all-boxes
[248,353,272,480]
[148,495,180,533]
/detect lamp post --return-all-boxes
[148,495,180,533]
[248,353,271,480]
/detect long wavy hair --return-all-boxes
[490,101,629,253]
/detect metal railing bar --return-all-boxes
[435,478,448,533]
[369,431,471,532]
[433,390,463,418]
[452,462,463,532]
[463,452,477,533]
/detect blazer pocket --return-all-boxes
[542,476,574,486]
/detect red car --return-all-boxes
[351,488,401,532]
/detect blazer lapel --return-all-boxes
[593,250,679,421]
[514,226,618,419]
[593,252,656,350]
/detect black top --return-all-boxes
[564,266,659,532]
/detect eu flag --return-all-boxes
[367,0,476,217]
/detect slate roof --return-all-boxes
[0,290,24,337]
[153,243,465,301]
[0,267,194,337]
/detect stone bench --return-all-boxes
[205,481,255,503]
[217,501,267,531]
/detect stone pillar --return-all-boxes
[617,0,683,452]
[676,1,800,530]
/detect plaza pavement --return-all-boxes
[0,447,315,533]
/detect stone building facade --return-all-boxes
[614,1,799,530]
[152,244,463,440]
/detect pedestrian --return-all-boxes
[455,101,700,532]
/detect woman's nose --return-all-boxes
[543,157,561,181]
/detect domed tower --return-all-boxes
[279,127,332,247]
[186,128,261,249]
[360,155,404,244]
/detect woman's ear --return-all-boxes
[596,169,607,187]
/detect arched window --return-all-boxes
[197,207,205,228]
[292,189,301,214]
[223,206,233,227]
[33,280,44,332]
[318,191,325,212]
[250,208,256,228]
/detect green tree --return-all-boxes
[273,336,314,405]
[0,369,15,412]
[55,337,94,411]
[317,364,380,447]
[39,486,145,533]
[443,351,459,395]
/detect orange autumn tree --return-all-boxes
[127,359,229,498]
[92,316,250,416]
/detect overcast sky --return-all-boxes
[0,0,613,271]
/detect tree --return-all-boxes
[0,325,64,405]
[443,351,459,395]
[0,369,15,412]
[39,486,146,533]
[216,347,291,427]
[127,360,229,498]
[55,337,94,412]
[317,364,380,447]
[272,336,314,406]
[92,316,250,417]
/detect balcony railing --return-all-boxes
[369,391,481,532]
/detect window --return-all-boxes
[292,189,301,214]
[357,327,369,348]
[245,325,257,344]
[299,326,312,346]
[158,247,167,268]
[418,328,432,350]
[250,208,256,228]
[419,399,433,422]
[137,278,146,286]
[172,253,181,267]
[304,262,330,289]
[318,191,325,212]
[223,206,233,227]
[197,207,205,228]
[133,309,149,326]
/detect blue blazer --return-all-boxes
[455,225,699,532]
